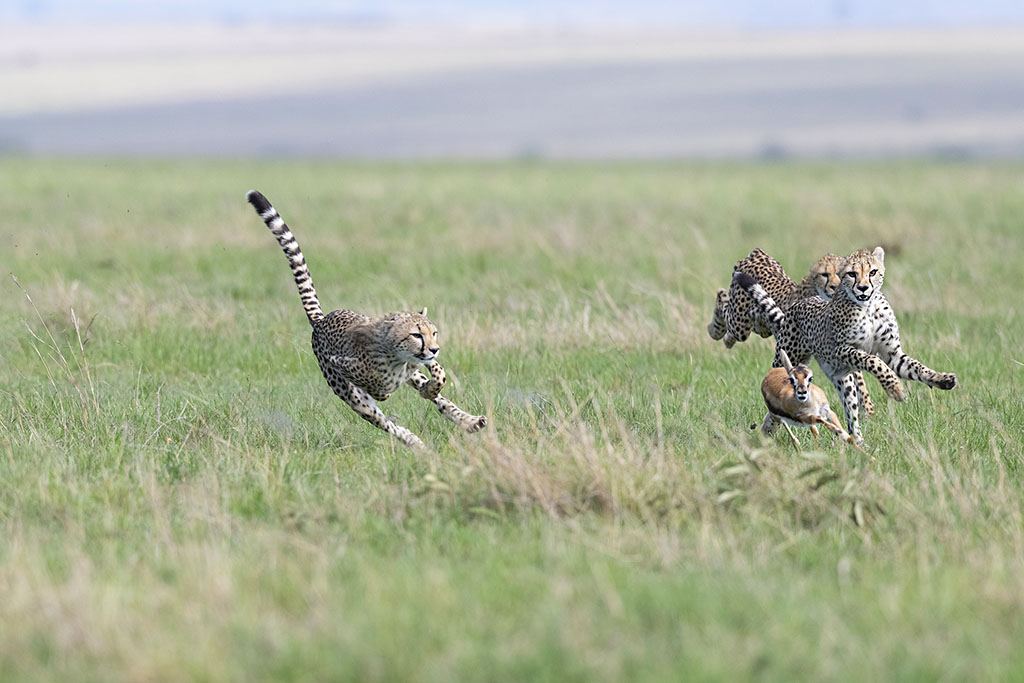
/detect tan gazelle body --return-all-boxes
[759,349,860,449]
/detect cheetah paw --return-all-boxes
[885,380,906,402]
[465,415,487,433]
[935,373,957,390]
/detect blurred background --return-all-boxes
[4,0,1024,159]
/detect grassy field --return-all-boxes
[1,159,1022,681]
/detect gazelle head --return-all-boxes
[779,349,813,403]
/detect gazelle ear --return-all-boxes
[419,307,428,316]
[778,348,794,373]
[872,246,885,262]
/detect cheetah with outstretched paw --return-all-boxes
[734,246,956,445]
[247,190,487,450]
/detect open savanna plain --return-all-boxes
[1,159,1022,681]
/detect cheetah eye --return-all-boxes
[846,271,856,278]
[870,269,878,276]
[410,332,423,339]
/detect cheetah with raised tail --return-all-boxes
[734,246,956,445]
[246,190,487,450]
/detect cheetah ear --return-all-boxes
[872,246,885,262]
[419,307,428,316]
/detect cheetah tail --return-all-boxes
[732,271,785,332]
[246,190,325,325]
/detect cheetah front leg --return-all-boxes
[330,379,427,450]
[823,366,866,445]
[854,372,875,416]
[834,345,906,402]
[828,346,909,446]
[407,362,488,433]
[417,359,447,400]
[707,288,731,343]
[783,340,871,414]
[889,352,957,390]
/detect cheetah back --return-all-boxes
[725,249,795,342]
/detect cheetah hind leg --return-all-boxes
[408,369,488,433]
[332,380,427,450]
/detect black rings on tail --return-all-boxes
[247,190,324,325]
[732,271,785,331]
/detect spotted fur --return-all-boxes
[708,249,874,415]
[734,246,957,445]
[247,190,486,450]
[707,249,787,347]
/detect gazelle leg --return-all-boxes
[782,423,801,449]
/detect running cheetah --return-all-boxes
[708,249,875,415]
[246,190,487,450]
[734,246,957,445]
[708,249,843,347]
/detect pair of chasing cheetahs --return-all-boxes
[708,247,957,447]
[247,190,954,451]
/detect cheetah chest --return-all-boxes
[332,357,417,401]
[841,299,894,355]
[363,362,418,400]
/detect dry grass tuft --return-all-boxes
[11,274,99,427]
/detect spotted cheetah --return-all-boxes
[734,246,957,445]
[708,249,844,347]
[708,249,875,415]
[247,190,487,450]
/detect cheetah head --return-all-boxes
[386,308,440,364]
[840,246,885,306]
[807,252,844,300]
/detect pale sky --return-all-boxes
[6,0,1024,28]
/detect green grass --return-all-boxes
[2,159,1023,681]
